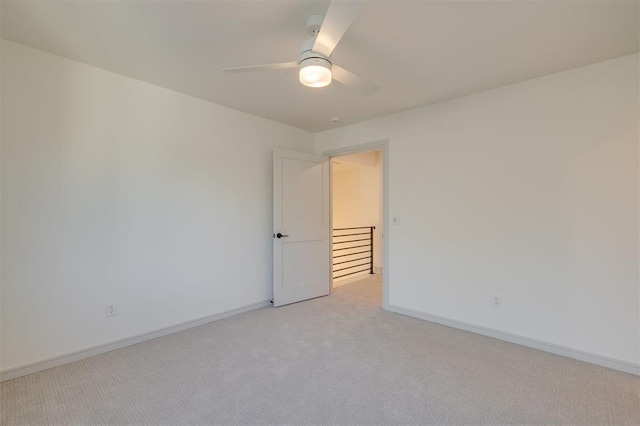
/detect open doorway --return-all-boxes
[330,149,384,302]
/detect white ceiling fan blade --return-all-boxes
[332,65,378,95]
[313,0,364,58]
[222,62,298,73]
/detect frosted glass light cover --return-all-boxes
[299,64,332,88]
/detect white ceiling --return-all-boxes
[1,0,638,132]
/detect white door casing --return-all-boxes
[273,149,330,307]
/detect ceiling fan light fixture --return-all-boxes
[299,57,332,88]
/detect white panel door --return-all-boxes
[273,148,330,307]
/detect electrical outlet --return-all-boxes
[492,294,502,308]
[106,302,118,317]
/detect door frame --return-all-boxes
[323,139,390,311]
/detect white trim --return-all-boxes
[0,300,271,383]
[328,158,335,294]
[387,304,640,376]
[324,140,390,310]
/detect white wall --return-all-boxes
[332,151,383,273]
[0,40,314,372]
[316,54,639,367]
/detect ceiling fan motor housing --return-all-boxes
[298,36,332,88]
[299,38,329,61]
[299,56,331,71]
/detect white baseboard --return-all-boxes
[0,300,271,383]
[386,304,639,376]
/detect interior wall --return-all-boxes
[315,54,639,367]
[0,40,314,372]
[332,151,383,278]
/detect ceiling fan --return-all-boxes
[222,0,378,95]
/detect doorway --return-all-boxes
[329,146,386,305]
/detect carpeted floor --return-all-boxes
[1,275,639,425]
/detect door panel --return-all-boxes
[282,158,324,229]
[273,149,330,307]
[282,240,325,288]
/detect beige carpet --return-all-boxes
[1,275,638,425]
